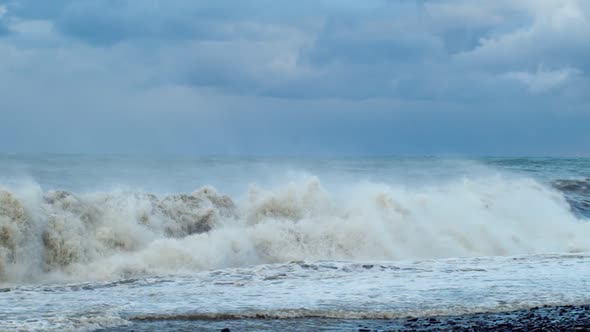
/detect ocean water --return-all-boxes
[0,155,589,331]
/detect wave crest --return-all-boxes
[0,175,589,284]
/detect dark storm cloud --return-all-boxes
[0,0,589,155]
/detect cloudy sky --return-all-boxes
[0,0,588,156]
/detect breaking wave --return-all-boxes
[552,178,590,218]
[1,175,589,284]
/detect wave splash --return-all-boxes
[552,178,590,218]
[1,175,589,284]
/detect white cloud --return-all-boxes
[456,0,590,67]
[505,66,579,93]
[0,5,6,18]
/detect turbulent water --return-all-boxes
[0,156,589,331]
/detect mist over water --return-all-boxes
[1,156,588,285]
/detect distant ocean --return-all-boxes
[0,155,589,331]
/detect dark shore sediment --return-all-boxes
[104,304,590,331]
[372,304,590,331]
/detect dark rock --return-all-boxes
[361,305,590,331]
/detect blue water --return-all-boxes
[0,154,588,187]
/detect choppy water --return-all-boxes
[0,155,589,331]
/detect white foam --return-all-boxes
[0,174,588,284]
[2,254,590,330]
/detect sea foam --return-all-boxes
[0,175,588,284]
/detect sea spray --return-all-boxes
[0,174,588,284]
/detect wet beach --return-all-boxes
[103,304,590,331]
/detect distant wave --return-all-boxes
[1,175,589,284]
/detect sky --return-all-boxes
[0,0,589,156]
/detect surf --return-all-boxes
[1,174,588,285]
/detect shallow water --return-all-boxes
[2,254,590,330]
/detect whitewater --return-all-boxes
[0,156,589,331]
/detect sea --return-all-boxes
[0,155,589,331]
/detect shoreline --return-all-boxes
[103,304,590,331]
[377,304,590,331]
